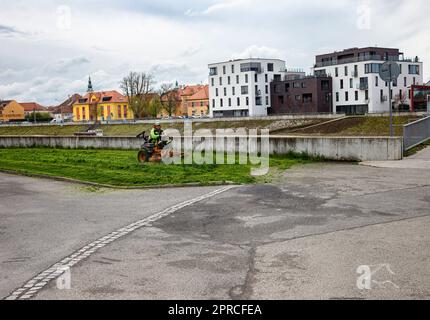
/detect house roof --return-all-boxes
[75,90,128,105]
[51,94,82,114]
[188,85,209,101]
[20,102,46,112]
[0,100,13,109]
[179,85,206,97]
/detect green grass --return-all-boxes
[404,139,430,157]
[277,116,421,136]
[0,120,278,137]
[0,148,313,187]
[340,116,420,136]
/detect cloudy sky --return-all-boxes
[0,0,429,106]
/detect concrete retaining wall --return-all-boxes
[0,135,403,161]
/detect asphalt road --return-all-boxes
[1,151,430,300]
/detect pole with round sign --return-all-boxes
[379,61,401,136]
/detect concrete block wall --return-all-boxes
[0,135,403,161]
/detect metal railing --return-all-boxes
[403,116,430,151]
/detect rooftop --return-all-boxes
[208,57,286,67]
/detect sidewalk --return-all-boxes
[361,145,430,169]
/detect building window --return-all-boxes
[355,91,359,101]
[303,94,312,103]
[231,65,235,73]
[404,77,407,87]
[350,78,353,88]
[293,82,300,88]
[399,64,402,74]
[336,92,339,102]
[216,88,219,97]
[345,92,349,102]
[301,82,306,88]
[241,86,249,95]
[232,87,236,95]
[245,74,249,83]
[295,95,301,101]
[274,74,282,81]
[408,65,420,75]
[340,79,344,89]
[224,88,227,96]
[285,83,290,91]
[211,78,214,86]
[228,98,231,107]
[344,66,348,76]
[220,99,223,107]
[267,63,274,72]
[212,99,215,108]
[365,63,381,74]
[209,67,217,76]
[365,90,369,100]
[265,74,268,83]
[246,97,249,106]
[123,105,127,118]
[266,96,269,105]
[335,67,338,77]
[375,76,379,87]
[413,77,416,85]
[265,85,268,94]
[236,75,239,84]
[237,97,240,106]
[228,76,231,85]
[219,77,223,85]
[278,95,284,104]
[117,105,122,118]
[321,80,330,91]
[223,66,226,74]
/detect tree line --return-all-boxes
[120,72,181,119]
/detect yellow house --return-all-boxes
[73,91,133,122]
[0,100,25,122]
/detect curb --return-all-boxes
[0,169,238,190]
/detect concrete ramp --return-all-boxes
[361,146,430,169]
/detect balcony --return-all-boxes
[315,55,420,68]
[357,83,368,90]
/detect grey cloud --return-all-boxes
[0,24,25,37]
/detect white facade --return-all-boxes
[314,59,423,114]
[208,58,286,117]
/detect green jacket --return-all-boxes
[150,128,162,143]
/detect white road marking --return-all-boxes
[5,186,236,300]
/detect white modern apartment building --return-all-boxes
[313,47,423,114]
[208,58,286,117]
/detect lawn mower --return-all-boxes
[136,131,174,163]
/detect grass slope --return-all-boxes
[0,148,312,187]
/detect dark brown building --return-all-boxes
[269,76,333,114]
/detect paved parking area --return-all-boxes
[2,161,424,300]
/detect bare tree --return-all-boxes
[120,72,155,119]
[159,83,180,117]
[394,92,408,111]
